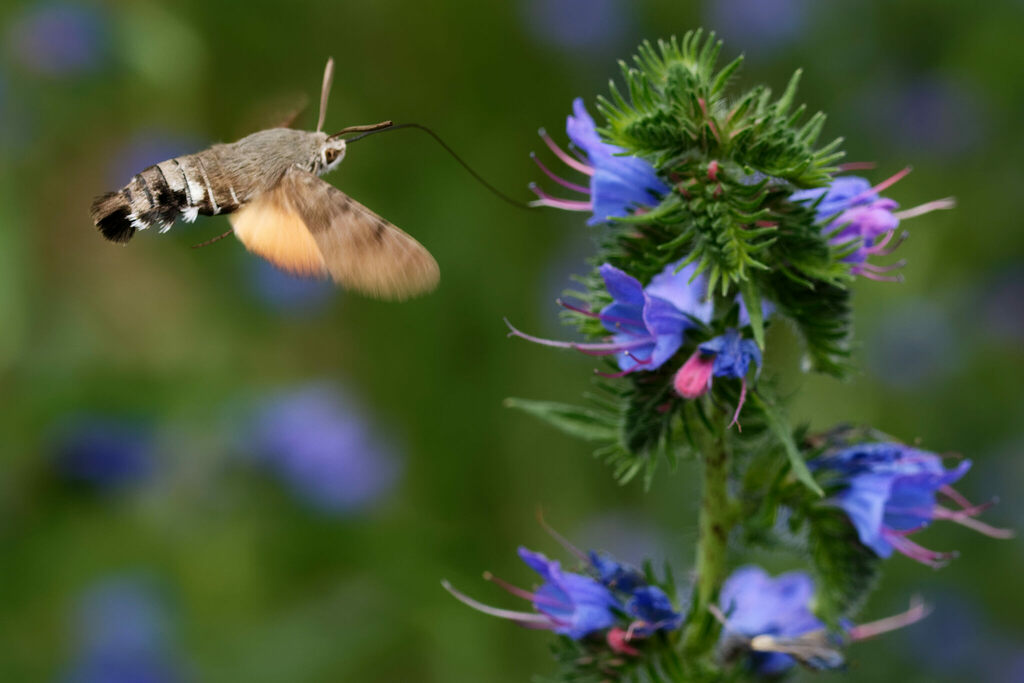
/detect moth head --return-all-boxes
[318,137,347,174]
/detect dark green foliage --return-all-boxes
[805,506,881,626]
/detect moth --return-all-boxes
[90,59,439,300]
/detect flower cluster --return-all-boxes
[814,442,1012,567]
[470,32,1009,683]
[444,539,683,658]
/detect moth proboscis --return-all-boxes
[90,58,439,301]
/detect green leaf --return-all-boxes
[504,398,617,442]
[739,276,765,350]
[749,392,823,496]
[806,505,881,624]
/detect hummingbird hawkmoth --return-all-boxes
[90,59,439,301]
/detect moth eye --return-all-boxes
[324,148,341,164]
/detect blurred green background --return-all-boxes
[1,0,1022,681]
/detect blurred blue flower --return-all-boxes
[719,566,829,675]
[980,266,1024,344]
[865,299,960,389]
[247,383,401,514]
[522,0,631,53]
[109,132,202,187]
[531,99,669,226]
[674,328,761,427]
[246,258,335,314]
[625,586,683,636]
[64,575,181,683]
[507,260,711,376]
[813,442,1011,567]
[7,3,108,76]
[705,0,809,54]
[51,416,155,491]
[859,78,985,159]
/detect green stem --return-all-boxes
[683,420,736,659]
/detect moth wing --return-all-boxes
[749,632,845,671]
[280,167,440,300]
[228,186,329,278]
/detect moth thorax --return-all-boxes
[319,139,347,175]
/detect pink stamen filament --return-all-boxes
[441,580,558,625]
[535,507,589,563]
[728,378,747,431]
[933,506,1015,539]
[853,267,903,283]
[505,319,651,355]
[531,152,590,194]
[538,128,594,176]
[483,572,569,609]
[894,197,956,221]
[529,183,594,212]
[940,485,975,510]
[860,260,906,273]
[865,231,909,256]
[867,166,912,198]
[847,598,931,641]
[838,161,878,172]
[883,529,956,568]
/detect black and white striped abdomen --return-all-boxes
[90,151,245,244]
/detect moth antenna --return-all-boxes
[191,228,234,249]
[346,122,536,210]
[316,57,335,133]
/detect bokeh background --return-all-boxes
[1,0,1022,681]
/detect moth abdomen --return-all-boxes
[90,190,137,243]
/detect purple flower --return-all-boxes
[719,566,930,675]
[705,0,809,54]
[247,258,335,314]
[625,586,683,637]
[521,0,631,53]
[791,172,954,281]
[530,98,669,225]
[444,547,620,640]
[673,329,761,427]
[64,576,182,683]
[8,3,108,76]
[507,260,711,376]
[720,566,827,675]
[50,416,155,490]
[246,383,401,514]
[814,443,1012,567]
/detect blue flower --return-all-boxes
[247,259,335,314]
[444,547,620,640]
[519,548,622,638]
[8,3,108,76]
[50,416,155,491]
[507,260,711,376]
[719,566,932,675]
[791,172,954,281]
[813,442,1012,567]
[625,586,684,637]
[246,383,401,514]
[588,551,646,593]
[673,329,761,427]
[719,566,827,675]
[64,576,182,683]
[530,98,669,225]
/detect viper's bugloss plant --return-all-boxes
[451,31,1010,681]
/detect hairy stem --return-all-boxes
[683,421,735,659]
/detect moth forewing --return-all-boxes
[748,631,846,671]
[280,168,440,300]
